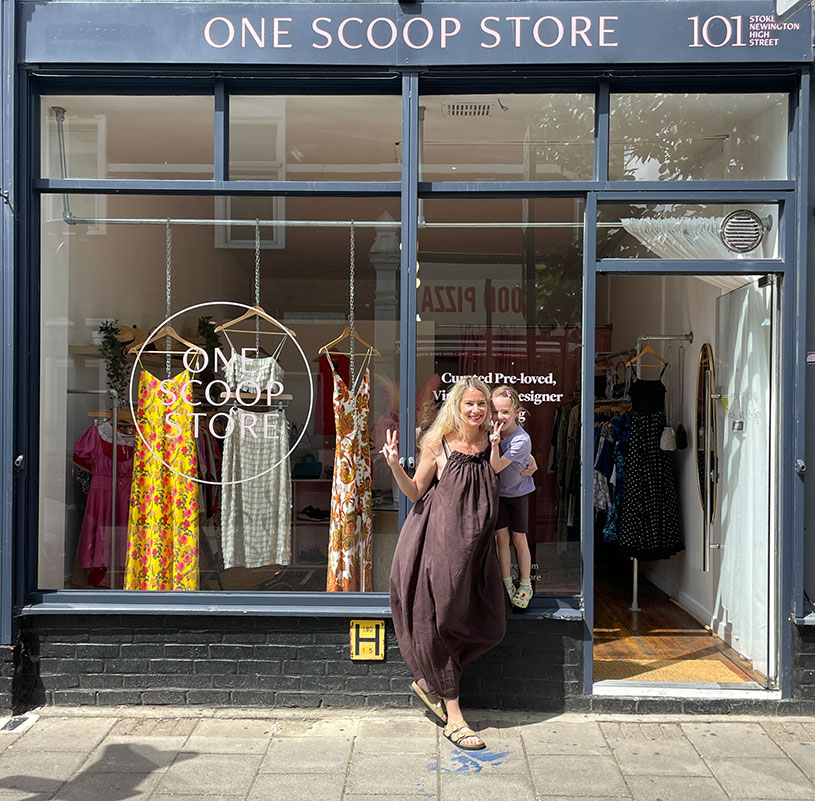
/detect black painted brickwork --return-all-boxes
[792,623,815,702]
[0,645,13,713]
[12,614,584,713]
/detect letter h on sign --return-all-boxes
[350,620,385,661]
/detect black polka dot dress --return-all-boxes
[617,377,683,561]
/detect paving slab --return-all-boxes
[625,775,728,801]
[355,719,439,753]
[775,741,815,781]
[152,796,245,801]
[0,750,90,792]
[707,757,815,799]
[0,739,18,756]
[182,718,275,754]
[57,770,161,801]
[521,721,610,755]
[682,721,785,758]
[109,718,198,737]
[83,737,186,772]
[275,716,360,738]
[346,750,437,796]
[261,736,353,773]
[605,738,711,776]
[441,771,535,801]
[247,772,347,801]
[527,755,629,797]
[155,751,263,796]
[10,716,115,752]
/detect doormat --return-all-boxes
[594,658,749,683]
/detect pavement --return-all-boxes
[2,707,815,801]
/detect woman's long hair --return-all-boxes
[421,376,492,450]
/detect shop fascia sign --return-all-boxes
[19,1,813,65]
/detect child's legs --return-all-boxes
[511,530,532,579]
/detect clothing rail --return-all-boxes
[67,388,120,589]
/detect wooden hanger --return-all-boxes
[214,305,296,338]
[128,324,206,355]
[626,343,670,368]
[318,326,381,357]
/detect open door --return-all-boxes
[709,275,779,685]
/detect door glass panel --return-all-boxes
[229,95,402,182]
[610,93,788,181]
[598,203,780,259]
[421,94,594,181]
[416,198,586,594]
[713,277,776,680]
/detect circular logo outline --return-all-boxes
[128,301,314,487]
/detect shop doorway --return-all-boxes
[592,274,779,691]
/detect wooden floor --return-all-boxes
[593,573,763,684]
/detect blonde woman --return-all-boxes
[382,376,516,751]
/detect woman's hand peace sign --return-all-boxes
[380,428,400,468]
[489,420,504,446]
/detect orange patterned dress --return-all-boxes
[325,352,373,592]
[125,369,199,590]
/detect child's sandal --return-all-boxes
[512,583,533,609]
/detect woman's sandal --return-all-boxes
[410,680,448,726]
[512,583,534,609]
[443,721,486,751]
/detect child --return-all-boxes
[490,386,536,609]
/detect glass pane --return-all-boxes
[41,96,214,180]
[421,94,594,181]
[597,203,780,259]
[415,198,586,595]
[229,96,402,182]
[609,93,788,181]
[39,194,400,592]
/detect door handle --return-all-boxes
[407,456,416,470]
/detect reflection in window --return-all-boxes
[40,194,400,592]
[597,203,779,259]
[40,96,215,180]
[229,95,402,182]
[421,94,594,181]
[416,198,588,594]
[609,93,788,181]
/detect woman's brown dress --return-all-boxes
[389,439,510,699]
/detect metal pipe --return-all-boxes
[51,106,72,223]
[703,368,711,573]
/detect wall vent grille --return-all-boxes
[720,210,765,254]
[441,102,494,117]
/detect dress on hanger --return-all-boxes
[220,345,291,568]
[73,422,135,577]
[389,437,510,699]
[617,371,683,560]
[125,369,200,591]
[325,349,373,592]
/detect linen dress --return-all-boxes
[220,349,291,568]
[390,438,509,699]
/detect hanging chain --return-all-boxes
[165,220,172,378]
[349,223,355,390]
[254,220,261,354]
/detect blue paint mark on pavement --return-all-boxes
[427,748,511,775]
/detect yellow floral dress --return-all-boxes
[325,352,373,592]
[125,369,199,590]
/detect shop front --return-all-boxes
[1,0,813,713]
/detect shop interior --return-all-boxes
[593,270,778,688]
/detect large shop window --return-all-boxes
[229,95,401,182]
[609,93,788,181]
[39,194,401,593]
[41,96,215,180]
[420,94,595,181]
[416,197,586,594]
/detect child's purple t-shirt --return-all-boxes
[498,425,535,498]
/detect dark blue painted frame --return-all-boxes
[4,66,808,704]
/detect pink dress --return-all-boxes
[73,424,135,572]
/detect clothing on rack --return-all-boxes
[73,422,135,579]
[325,349,373,592]
[125,370,199,591]
[220,346,292,569]
[616,373,684,561]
